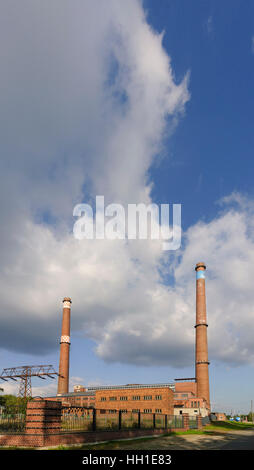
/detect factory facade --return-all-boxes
[77,383,174,415]
[48,262,210,417]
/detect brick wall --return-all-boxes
[95,386,174,415]
[0,426,185,448]
[174,381,197,395]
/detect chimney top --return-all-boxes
[195,262,206,271]
[63,297,72,303]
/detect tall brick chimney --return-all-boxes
[57,297,72,395]
[195,263,210,410]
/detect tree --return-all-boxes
[0,394,30,416]
[247,411,254,422]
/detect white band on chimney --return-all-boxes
[60,335,70,344]
[63,301,71,309]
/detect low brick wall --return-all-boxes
[0,432,43,447]
[0,427,187,448]
[43,427,186,447]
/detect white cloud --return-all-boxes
[2,193,254,371]
[0,0,189,214]
[204,15,214,38]
[0,0,189,362]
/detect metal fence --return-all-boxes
[201,415,210,426]
[167,415,185,429]
[189,416,198,429]
[0,402,201,434]
[60,409,186,433]
[0,403,26,433]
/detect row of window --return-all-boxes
[101,395,163,402]
[99,409,162,414]
[191,401,200,408]
[143,409,162,413]
[72,397,88,401]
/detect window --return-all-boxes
[132,396,140,401]
[181,394,188,397]
[108,409,117,414]
[121,409,127,413]
[144,395,152,400]
[155,409,162,413]
[109,397,117,401]
[155,395,162,400]
[144,409,152,413]
[194,410,198,413]
[100,397,106,401]
[132,409,140,413]
[120,396,128,401]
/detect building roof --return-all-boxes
[87,383,175,391]
[47,391,95,398]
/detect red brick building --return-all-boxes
[47,390,95,408]
[47,380,209,417]
[89,383,174,415]
[47,383,174,415]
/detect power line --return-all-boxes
[0,365,60,398]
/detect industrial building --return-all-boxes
[87,383,174,415]
[48,262,211,417]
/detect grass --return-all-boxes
[201,420,254,433]
[0,446,36,450]
[170,420,254,436]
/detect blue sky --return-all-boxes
[0,0,254,415]
[147,0,254,227]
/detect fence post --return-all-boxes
[197,415,202,429]
[165,414,167,429]
[138,411,141,429]
[153,413,156,429]
[118,410,122,430]
[25,398,61,446]
[92,408,96,432]
[182,413,189,430]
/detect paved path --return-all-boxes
[219,429,254,450]
[86,429,254,450]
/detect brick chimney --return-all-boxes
[57,297,71,395]
[195,263,210,410]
